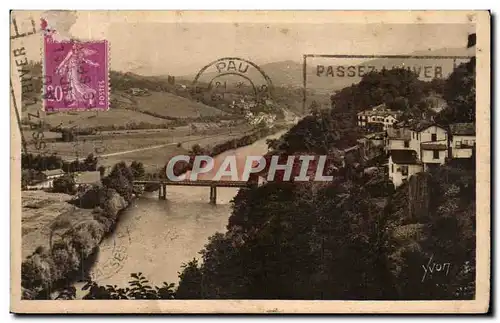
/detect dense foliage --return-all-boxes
[436,59,476,124]
[52,175,76,194]
[21,153,98,173]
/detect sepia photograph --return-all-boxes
[9,10,490,313]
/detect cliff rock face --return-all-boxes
[385,164,475,299]
[406,172,433,223]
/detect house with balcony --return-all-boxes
[388,150,423,187]
[385,120,450,187]
[357,103,402,132]
[449,123,476,158]
[408,121,449,171]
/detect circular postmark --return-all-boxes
[191,57,274,115]
[49,210,131,282]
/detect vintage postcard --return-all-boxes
[10,10,490,314]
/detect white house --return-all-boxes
[388,150,423,188]
[357,103,402,131]
[410,123,448,171]
[26,179,54,190]
[25,169,66,190]
[403,121,449,171]
[449,123,476,158]
[42,169,66,180]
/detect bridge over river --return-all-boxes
[133,180,253,204]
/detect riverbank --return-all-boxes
[168,125,287,178]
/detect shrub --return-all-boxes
[53,175,76,194]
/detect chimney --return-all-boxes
[467,33,476,48]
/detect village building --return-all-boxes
[449,123,476,159]
[126,88,150,96]
[43,169,66,180]
[385,127,412,153]
[358,115,473,188]
[26,179,54,190]
[75,171,101,191]
[75,171,102,189]
[357,132,385,161]
[357,103,402,131]
[26,169,66,190]
[388,150,423,187]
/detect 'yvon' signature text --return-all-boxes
[421,255,451,282]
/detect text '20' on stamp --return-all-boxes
[43,36,109,112]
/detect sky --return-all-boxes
[13,11,475,76]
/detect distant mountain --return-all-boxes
[178,47,474,95]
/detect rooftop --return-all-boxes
[387,127,411,140]
[357,103,402,118]
[364,132,385,140]
[75,171,101,184]
[408,120,445,132]
[389,149,420,165]
[41,169,65,177]
[343,145,360,154]
[450,123,475,136]
[421,142,448,150]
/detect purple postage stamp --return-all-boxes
[43,36,109,111]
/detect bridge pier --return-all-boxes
[158,184,167,200]
[209,185,217,205]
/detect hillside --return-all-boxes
[181,47,474,94]
[112,91,226,119]
[22,101,171,129]
[20,67,232,129]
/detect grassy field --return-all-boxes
[22,101,171,128]
[131,91,226,118]
[98,130,251,172]
[23,122,254,173]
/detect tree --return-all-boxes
[81,273,175,300]
[176,259,203,299]
[189,144,205,155]
[102,162,134,202]
[52,175,76,194]
[83,153,98,171]
[309,100,320,116]
[331,67,425,114]
[130,161,145,179]
[97,165,106,178]
[102,171,133,202]
[436,59,475,124]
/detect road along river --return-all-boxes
[75,130,286,294]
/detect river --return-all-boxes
[76,130,286,294]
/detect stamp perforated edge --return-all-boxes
[41,37,110,112]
